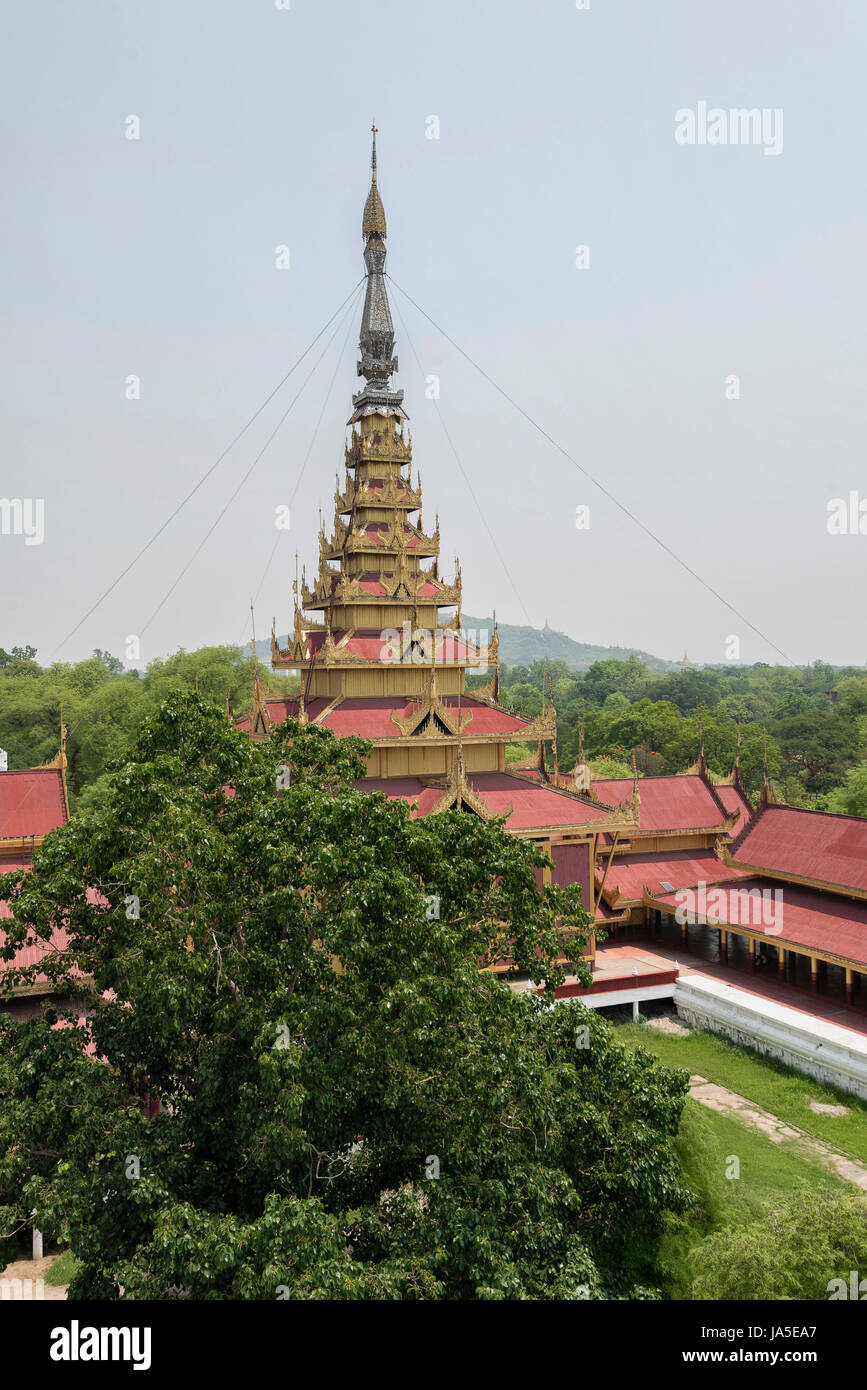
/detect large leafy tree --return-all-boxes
[770,709,860,794]
[0,693,690,1299]
[825,761,867,817]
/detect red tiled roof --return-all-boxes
[453,701,528,735]
[732,804,867,895]
[716,783,753,833]
[244,695,531,740]
[355,776,445,816]
[653,874,867,968]
[235,698,333,733]
[357,770,611,832]
[469,773,611,830]
[599,848,746,904]
[593,775,728,832]
[0,769,67,839]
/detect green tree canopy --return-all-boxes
[825,761,867,818]
[0,693,690,1299]
[689,1187,867,1300]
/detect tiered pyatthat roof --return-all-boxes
[271,128,482,696]
[262,129,639,852]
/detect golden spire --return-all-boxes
[362,121,387,238]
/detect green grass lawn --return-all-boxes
[617,1017,867,1163]
[45,1249,79,1287]
[612,1017,865,1297]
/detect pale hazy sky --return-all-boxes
[1,0,865,668]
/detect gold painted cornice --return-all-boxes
[334,473,422,515]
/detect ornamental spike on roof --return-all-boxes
[353,124,405,421]
[362,121,387,238]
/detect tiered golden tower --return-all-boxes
[268,128,566,783]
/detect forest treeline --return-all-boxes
[1,644,866,817]
[470,654,867,815]
[0,645,297,815]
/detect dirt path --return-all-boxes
[0,1253,68,1300]
[689,1074,867,1192]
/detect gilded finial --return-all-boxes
[362,122,387,238]
[249,602,265,711]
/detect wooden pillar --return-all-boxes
[681,922,688,948]
[542,844,552,887]
[720,929,728,962]
[846,967,854,1006]
[810,956,819,994]
[749,937,756,972]
[778,946,786,980]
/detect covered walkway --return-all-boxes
[592,937,867,1039]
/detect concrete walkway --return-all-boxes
[689,1073,867,1193]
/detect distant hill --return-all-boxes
[461,616,677,674]
[254,622,676,674]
